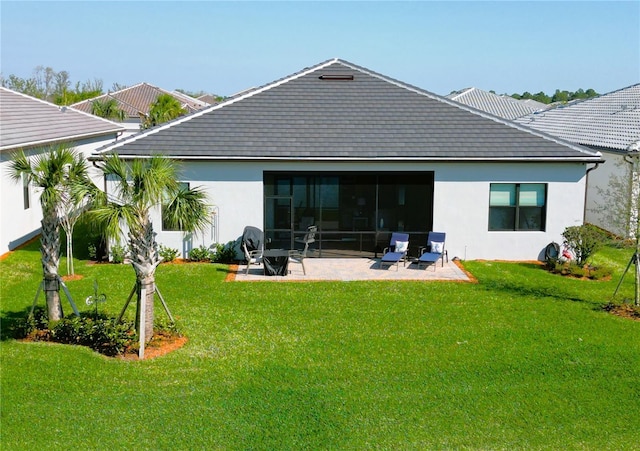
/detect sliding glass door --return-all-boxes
[264,172,434,257]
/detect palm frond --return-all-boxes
[7,150,32,184]
[163,185,212,233]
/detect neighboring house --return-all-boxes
[71,83,210,136]
[515,84,640,238]
[197,94,222,105]
[0,87,125,255]
[447,87,551,120]
[92,58,601,261]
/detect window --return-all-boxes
[162,182,190,231]
[489,183,546,231]
[22,174,30,210]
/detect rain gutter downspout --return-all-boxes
[624,141,640,239]
[584,162,601,223]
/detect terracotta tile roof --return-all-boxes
[71,83,209,120]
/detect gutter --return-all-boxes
[584,162,601,223]
[87,154,605,164]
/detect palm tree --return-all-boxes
[90,153,211,340]
[9,144,97,320]
[90,97,126,121]
[141,94,186,130]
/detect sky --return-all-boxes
[1,1,639,97]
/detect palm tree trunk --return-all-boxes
[40,217,63,320]
[129,217,162,341]
[136,276,155,341]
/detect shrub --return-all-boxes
[548,260,612,280]
[212,241,238,263]
[88,243,97,260]
[189,245,213,262]
[567,262,586,278]
[110,243,127,264]
[588,266,612,280]
[159,245,180,262]
[562,224,607,266]
[11,307,49,339]
[50,315,135,356]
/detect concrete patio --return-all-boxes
[230,257,473,282]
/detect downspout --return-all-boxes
[583,162,601,224]
[624,141,640,240]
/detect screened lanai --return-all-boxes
[264,171,435,257]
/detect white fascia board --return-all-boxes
[0,129,124,153]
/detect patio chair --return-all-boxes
[417,231,448,270]
[289,226,317,275]
[379,232,410,271]
[241,226,265,275]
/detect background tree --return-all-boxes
[598,142,640,305]
[509,88,599,104]
[90,154,211,340]
[90,98,126,121]
[8,144,97,320]
[175,88,208,98]
[141,94,187,130]
[110,82,129,92]
[1,66,106,104]
[58,168,101,276]
[54,79,103,105]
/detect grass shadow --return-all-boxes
[0,306,34,341]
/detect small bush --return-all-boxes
[159,245,180,262]
[567,262,586,278]
[12,307,49,339]
[548,261,612,280]
[589,266,612,280]
[88,243,97,260]
[50,315,135,356]
[212,241,237,263]
[110,243,127,264]
[562,224,607,266]
[189,245,213,262]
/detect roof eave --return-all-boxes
[88,154,604,164]
[0,128,124,153]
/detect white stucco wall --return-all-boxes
[0,134,120,255]
[585,150,631,237]
[432,162,586,260]
[142,160,588,261]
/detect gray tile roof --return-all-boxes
[71,83,209,120]
[515,84,640,152]
[446,87,550,120]
[94,59,601,162]
[0,87,125,152]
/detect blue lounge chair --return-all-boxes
[418,232,448,270]
[380,232,410,271]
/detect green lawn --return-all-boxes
[1,240,639,450]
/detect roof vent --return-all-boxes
[319,74,354,81]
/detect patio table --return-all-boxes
[263,249,290,276]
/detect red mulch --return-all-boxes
[118,332,188,360]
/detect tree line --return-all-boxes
[0,65,221,106]
[509,88,599,104]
